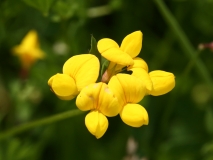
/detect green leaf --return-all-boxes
[89,35,100,60]
[22,0,55,16]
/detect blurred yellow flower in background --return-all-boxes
[12,30,45,69]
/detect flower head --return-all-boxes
[12,30,45,69]
[48,54,100,100]
[47,30,176,139]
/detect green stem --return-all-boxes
[182,51,201,77]
[154,0,213,93]
[0,109,82,141]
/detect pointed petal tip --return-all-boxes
[120,31,143,58]
[132,30,143,37]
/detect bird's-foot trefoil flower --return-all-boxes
[108,74,148,127]
[47,30,175,139]
[12,30,45,70]
[98,31,143,83]
[76,82,121,138]
[48,54,100,100]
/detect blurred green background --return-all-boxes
[1,0,213,160]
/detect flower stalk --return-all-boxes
[0,109,82,141]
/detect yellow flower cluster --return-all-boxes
[48,31,175,139]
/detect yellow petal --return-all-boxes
[85,110,108,139]
[48,73,78,100]
[76,82,121,116]
[97,38,119,53]
[120,103,148,127]
[21,30,39,49]
[101,48,134,66]
[120,31,142,58]
[129,68,153,91]
[128,57,148,72]
[108,74,146,105]
[127,57,152,91]
[147,70,175,96]
[63,54,100,91]
[97,83,121,116]
[107,75,126,107]
[75,84,96,111]
[47,74,55,86]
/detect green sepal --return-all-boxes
[89,35,109,82]
[89,35,101,61]
[100,56,110,77]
